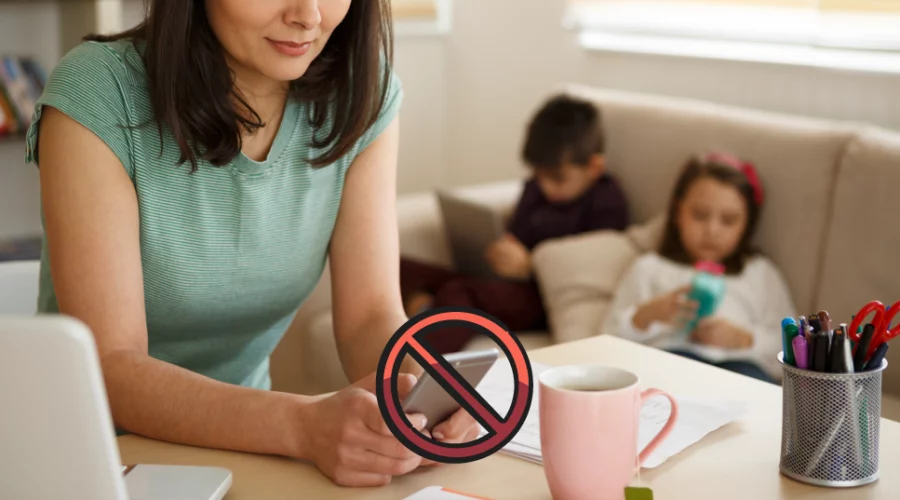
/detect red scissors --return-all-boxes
[848,300,900,359]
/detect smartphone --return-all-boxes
[401,349,500,432]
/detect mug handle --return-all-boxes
[635,388,679,470]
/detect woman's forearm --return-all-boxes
[337,309,420,383]
[102,350,315,459]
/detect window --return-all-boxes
[392,0,452,35]
[393,0,439,20]
[566,0,900,51]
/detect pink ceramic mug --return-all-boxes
[539,365,679,500]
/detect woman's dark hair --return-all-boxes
[658,156,762,275]
[87,0,394,172]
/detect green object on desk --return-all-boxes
[625,487,654,500]
[861,396,869,471]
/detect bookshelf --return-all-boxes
[0,1,133,242]
[0,0,134,141]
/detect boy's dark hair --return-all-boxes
[522,95,605,171]
[658,157,761,275]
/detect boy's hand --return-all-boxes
[691,318,754,350]
[633,286,698,331]
[485,234,531,280]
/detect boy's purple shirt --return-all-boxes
[507,174,630,251]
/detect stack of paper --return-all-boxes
[474,361,749,468]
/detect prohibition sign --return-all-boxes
[376,307,533,464]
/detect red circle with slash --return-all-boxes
[376,308,533,464]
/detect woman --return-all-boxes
[26,0,477,487]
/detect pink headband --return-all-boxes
[701,152,764,206]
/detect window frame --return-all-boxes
[566,0,900,52]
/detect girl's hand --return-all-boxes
[691,318,754,349]
[633,286,699,331]
[299,373,427,487]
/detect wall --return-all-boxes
[4,0,900,239]
[433,0,900,192]
[444,0,582,187]
[579,49,900,132]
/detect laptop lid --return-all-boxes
[0,315,128,500]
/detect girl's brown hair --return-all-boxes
[658,155,762,275]
[87,0,394,172]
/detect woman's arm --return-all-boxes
[41,107,428,487]
[329,117,412,382]
[329,117,480,447]
[38,106,309,457]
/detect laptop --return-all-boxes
[436,190,506,279]
[0,315,232,500]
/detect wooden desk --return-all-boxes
[118,336,900,499]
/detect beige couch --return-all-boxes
[269,85,900,399]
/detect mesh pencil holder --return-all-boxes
[778,352,887,488]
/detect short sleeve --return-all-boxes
[351,69,403,155]
[25,42,134,177]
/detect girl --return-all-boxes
[602,153,796,383]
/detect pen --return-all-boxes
[792,334,809,370]
[865,343,889,372]
[830,328,852,373]
[807,326,816,370]
[782,318,798,366]
[814,331,829,372]
[809,316,822,334]
[818,310,833,352]
[853,324,876,372]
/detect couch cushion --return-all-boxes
[817,128,900,396]
[532,229,641,343]
[397,192,454,267]
[563,85,856,314]
[818,128,900,320]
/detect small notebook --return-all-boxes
[475,361,749,468]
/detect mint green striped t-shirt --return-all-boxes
[25,40,403,390]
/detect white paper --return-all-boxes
[474,361,748,469]
[404,486,488,499]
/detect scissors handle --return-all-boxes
[848,301,884,344]
[869,300,900,358]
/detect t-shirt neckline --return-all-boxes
[231,99,301,175]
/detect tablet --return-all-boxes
[437,191,506,279]
[401,349,500,432]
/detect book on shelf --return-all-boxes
[0,55,48,139]
[0,235,42,262]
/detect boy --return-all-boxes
[401,94,629,353]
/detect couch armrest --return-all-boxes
[397,192,453,267]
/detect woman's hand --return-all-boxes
[633,286,698,331]
[485,234,532,280]
[418,408,482,467]
[691,318,754,350]
[298,373,427,487]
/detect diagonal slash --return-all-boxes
[407,337,504,432]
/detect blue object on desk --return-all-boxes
[782,318,799,366]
